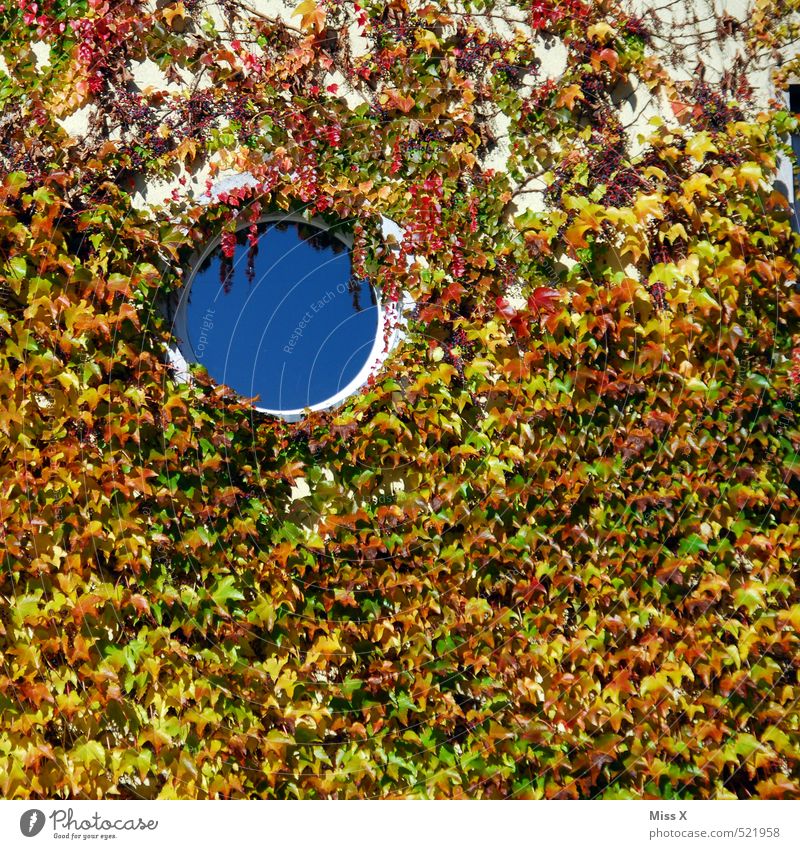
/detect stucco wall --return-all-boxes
[47,0,783,211]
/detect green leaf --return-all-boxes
[211,575,245,608]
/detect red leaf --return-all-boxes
[442,280,465,305]
[495,296,517,319]
[528,287,560,313]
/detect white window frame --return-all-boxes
[166,173,414,421]
[776,85,800,233]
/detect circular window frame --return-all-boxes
[166,176,414,421]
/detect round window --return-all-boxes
[169,209,408,419]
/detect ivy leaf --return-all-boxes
[162,2,186,30]
[211,576,244,609]
[379,89,415,113]
[293,0,326,33]
[528,287,561,313]
[415,29,440,56]
[685,132,717,162]
[555,84,582,110]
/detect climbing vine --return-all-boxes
[0,0,798,799]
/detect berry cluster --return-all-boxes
[443,328,475,388]
[493,60,530,87]
[639,148,683,194]
[580,73,607,105]
[107,74,265,163]
[710,150,744,168]
[453,27,503,75]
[183,90,217,139]
[449,328,474,356]
[368,104,391,124]
[625,15,653,44]
[146,135,173,157]
[546,123,650,210]
[453,25,534,86]
[110,89,155,128]
[603,166,648,207]
[690,81,744,133]
[222,92,255,125]
[648,281,668,312]
[370,7,421,51]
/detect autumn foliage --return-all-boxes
[0,0,798,798]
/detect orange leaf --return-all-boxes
[599,48,618,72]
[555,84,582,110]
[379,89,415,113]
[564,222,590,251]
[294,0,326,33]
[442,280,465,304]
[669,99,692,122]
[175,137,199,164]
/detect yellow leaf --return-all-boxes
[737,162,763,190]
[683,172,712,198]
[587,22,615,42]
[679,253,700,285]
[564,222,590,251]
[293,0,316,16]
[174,137,199,164]
[664,222,688,243]
[685,132,717,162]
[605,207,636,228]
[415,29,439,56]
[634,193,664,221]
[162,2,185,29]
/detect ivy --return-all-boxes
[0,0,797,800]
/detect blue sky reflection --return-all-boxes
[187,221,378,411]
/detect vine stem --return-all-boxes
[232,1,306,38]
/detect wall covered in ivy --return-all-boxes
[0,0,798,798]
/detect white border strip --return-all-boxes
[3,799,799,848]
